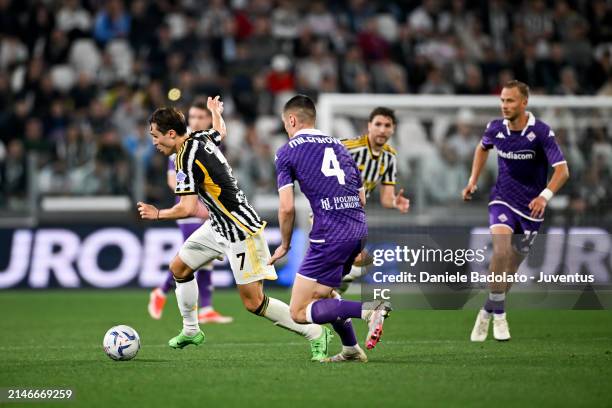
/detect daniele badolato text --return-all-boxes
[372,271,595,284]
[369,246,595,284]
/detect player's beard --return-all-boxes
[372,134,389,148]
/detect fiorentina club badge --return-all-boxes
[526,131,536,142]
[176,170,187,184]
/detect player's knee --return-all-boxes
[170,257,192,280]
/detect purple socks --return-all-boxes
[161,269,213,308]
[197,269,212,308]
[309,299,362,323]
[309,299,361,347]
[484,292,506,314]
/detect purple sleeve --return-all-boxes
[275,149,295,191]
[168,156,176,173]
[480,122,494,150]
[541,128,566,167]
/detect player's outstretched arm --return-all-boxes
[137,195,204,221]
[528,162,570,218]
[462,145,489,201]
[269,186,295,265]
[207,95,227,141]
[380,185,410,213]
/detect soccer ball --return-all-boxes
[103,325,141,361]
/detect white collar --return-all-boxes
[293,128,325,137]
[503,111,536,136]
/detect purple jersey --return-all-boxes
[481,112,566,220]
[275,129,367,243]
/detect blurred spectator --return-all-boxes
[338,44,362,92]
[305,1,337,37]
[93,0,131,46]
[588,0,612,44]
[521,0,554,55]
[358,17,389,61]
[423,143,468,204]
[456,64,487,94]
[420,66,453,94]
[371,57,407,93]
[554,66,583,95]
[408,0,450,39]
[23,117,53,161]
[56,0,92,39]
[296,40,337,92]
[266,55,294,94]
[446,109,479,164]
[70,72,97,111]
[1,139,28,206]
[0,34,28,70]
[39,160,70,194]
[122,121,154,166]
[271,0,299,41]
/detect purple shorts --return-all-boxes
[298,239,365,288]
[488,204,542,254]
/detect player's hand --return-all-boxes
[528,196,547,218]
[394,188,410,213]
[462,182,478,201]
[207,95,223,114]
[268,245,289,265]
[137,202,159,220]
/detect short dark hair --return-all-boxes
[190,96,211,115]
[503,80,530,99]
[283,94,316,123]
[149,107,187,135]
[369,107,396,125]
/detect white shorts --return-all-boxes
[178,220,277,285]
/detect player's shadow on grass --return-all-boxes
[111,358,172,363]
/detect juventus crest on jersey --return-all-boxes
[174,129,265,242]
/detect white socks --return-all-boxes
[342,345,361,355]
[346,265,367,281]
[263,297,323,341]
[175,279,199,336]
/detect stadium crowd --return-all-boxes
[0,0,611,220]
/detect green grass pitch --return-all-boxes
[1,290,611,408]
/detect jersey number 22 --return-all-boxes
[321,148,345,185]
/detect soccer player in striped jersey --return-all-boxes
[339,107,410,292]
[463,81,569,341]
[147,97,233,324]
[137,97,332,361]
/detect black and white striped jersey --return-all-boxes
[174,129,265,242]
[341,134,397,197]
